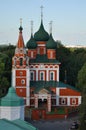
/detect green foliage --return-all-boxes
[77,63,86,91]
[56,47,86,86]
[77,63,86,130]
[0,44,15,97]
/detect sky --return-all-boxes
[0,0,86,46]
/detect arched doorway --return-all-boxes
[38,98,47,108]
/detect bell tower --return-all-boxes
[12,19,30,106]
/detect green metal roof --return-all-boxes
[30,81,80,93]
[13,119,38,130]
[0,119,38,130]
[26,34,37,49]
[34,21,49,41]
[46,34,57,49]
[0,86,24,106]
[30,54,60,64]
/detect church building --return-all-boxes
[12,8,81,112]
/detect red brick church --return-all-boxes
[12,10,81,113]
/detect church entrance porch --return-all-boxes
[34,88,51,112]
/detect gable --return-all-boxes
[38,88,49,94]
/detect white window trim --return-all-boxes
[61,98,66,105]
[72,98,76,105]
[21,79,25,84]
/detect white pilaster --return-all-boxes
[47,94,51,112]
[57,66,59,81]
[26,68,30,106]
[46,70,49,81]
[78,96,81,105]
[56,88,59,96]
[36,69,38,81]
[67,97,70,106]
[34,94,38,108]
[12,69,16,88]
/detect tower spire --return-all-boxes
[40,5,44,22]
[49,21,53,35]
[31,20,33,36]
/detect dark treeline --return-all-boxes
[0,44,15,97]
[0,43,86,97]
[56,44,86,86]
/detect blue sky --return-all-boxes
[0,0,86,46]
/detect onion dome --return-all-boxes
[46,34,57,49]
[26,34,37,49]
[0,87,24,106]
[34,21,49,41]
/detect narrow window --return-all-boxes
[20,58,23,66]
[72,98,76,105]
[40,72,44,81]
[61,98,66,105]
[30,72,34,81]
[50,51,53,58]
[50,72,54,80]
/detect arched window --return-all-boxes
[72,98,76,105]
[30,71,34,81]
[61,98,66,105]
[50,71,54,80]
[20,58,23,66]
[40,72,44,81]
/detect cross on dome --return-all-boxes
[40,5,44,21]
[20,18,22,26]
[49,21,53,34]
[31,20,33,35]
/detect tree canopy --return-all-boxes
[77,63,86,130]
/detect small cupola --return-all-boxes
[26,34,37,49]
[46,33,57,49]
[26,21,37,59]
[26,21,37,49]
[46,21,57,59]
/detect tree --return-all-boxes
[77,63,86,130]
[77,62,86,91]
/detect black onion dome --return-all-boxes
[34,21,49,41]
[46,34,57,49]
[26,34,37,49]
